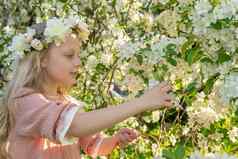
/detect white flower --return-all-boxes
[3,25,15,36]
[190,151,238,159]
[101,53,113,65]
[152,110,161,122]
[9,16,90,63]
[86,55,98,70]
[116,40,141,59]
[228,127,238,143]
[205,153,237,159]
[156,10,180,37]
[188,107,218,128]
[169,135,177,146]
[213,1,237,21]
[190,0,214,36]
[157,0,169,5]
[30,39,43,51]
[25,28,36,42]
[76,21,90,41]
[194,0,212,16]
[64,16,80,27]
[44,17,71,42]
[149,36,186,64]
[218,72,238,105]
[182,127,190,135]
[123,74,144,92]
[64,16,90,41]
[9,34,30,54]
[190,150,203,159]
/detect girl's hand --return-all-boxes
[114,128,140,148]
[139,81,173,111]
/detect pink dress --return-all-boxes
[7,87,107,159]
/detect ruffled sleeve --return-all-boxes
[56,95,86,145]
[14,90,82,144]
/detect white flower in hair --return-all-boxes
[25,28,36,42]
[76,21,90,41]
[44,17,71,43]
[31,39,43,51]
[9,34,30,54]
[8,16,90,63]
[64,16,90,41]
[64,16,80,27]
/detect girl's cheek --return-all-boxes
[50,59,71,81]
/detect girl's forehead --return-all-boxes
[51,34,81,53]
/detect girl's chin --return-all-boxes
[62,79,76,87]
[70,78,77,85]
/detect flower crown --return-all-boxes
[8,16,90,60]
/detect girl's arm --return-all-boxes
[68,97,146,138]
[91,136,119,156]
[79,128,139,157]
[79,135,119,157]
[68,82,172,138]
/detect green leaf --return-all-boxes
[209,0,221,7]
[162,144,186,159]
[166,56,177,66]
[162,149,176,159]
[211,18,232,30]
[200,56,214,64]
[135,54,143,65]
[185,48,204,65]
[174,145,185,159]
[150,4,166,14]
[185,82,197,93]
[181,36,196,55]
[203,73,220,95]
[112,0,117,7]
[59,0,68,3]
[95,63,108,74]
[165,44,177,56]
[217,48,231,64]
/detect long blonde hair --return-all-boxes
[0,23,68,158]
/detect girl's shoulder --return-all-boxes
[14,87,85,108]
[64,95,86,108]
[14,87,37,99]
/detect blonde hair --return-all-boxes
[0,23,70,158]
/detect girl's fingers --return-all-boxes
[119,133,128,142]
[123,133,131,142]
[161,85,172,93]
[119,133,134,144]
[164,94,172,100]
[118,128,140,143]
[159,82,168,89]
[119,136,128,147]
[163,100,173,107]
[123,130,138,139]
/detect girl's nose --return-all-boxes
[74,55,81,68]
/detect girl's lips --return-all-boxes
[70,72,76,76]
[70,72,78,79]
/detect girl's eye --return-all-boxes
[65,54,74,58]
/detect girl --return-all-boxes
[0,17,173,159]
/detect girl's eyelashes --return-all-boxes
[64,51,80,59]
[65,54,74,58]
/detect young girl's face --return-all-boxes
[41,34,81,88]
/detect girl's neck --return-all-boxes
[40,74,68,102]
[44,94,66,102]
[41,78,60,97]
